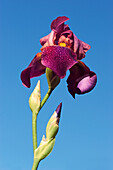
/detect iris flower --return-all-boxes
[21,16,97,98]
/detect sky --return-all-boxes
[0,0,113,170]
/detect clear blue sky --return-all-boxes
[1,0,113,170]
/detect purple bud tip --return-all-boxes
[56,103,62,118]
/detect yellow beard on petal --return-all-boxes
[59,43,66,47]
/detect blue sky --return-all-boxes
[1,0,113,169]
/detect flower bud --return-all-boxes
[46,67,60,90]
[46,103,62,140]
[33,103,62,164]
[29,80,41,113]
[34,136,55,161]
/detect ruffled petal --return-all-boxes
[73,34,91,60]
[64,24,70,31]
[21,52,46,88]
[61,30,73,37]
[41,46,77,78]
[40,16,70,49]
[67,61,97,98]
[73,34,79,53]
[40,31,56,50]
[51,16,69,33]
[40,34,50,46]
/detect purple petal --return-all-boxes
[40,34,50,46]
[51,16,69,33]
[73,34,91,60]
[67,61,97,98]
[60,30,74,49]
[21,53,46,88]
[41,46,77,78]
[61,30,73,36]
[64,24,70,31]
[73,34,79,53]
[77,72,97,94]
[56,103,62,118]
[40,31,56,50]
[40,16,70,49]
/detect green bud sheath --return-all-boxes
[46,123,59,140]
[46,111,56,134]
[34,137,55,161]
[46,68,60,90]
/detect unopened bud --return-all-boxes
[46,68,60,90]
[29,80,41,113]
[46,103,62,140]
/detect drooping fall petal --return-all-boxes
[41,46,77,78]
[21,52,46,88]
[67,61,97,98]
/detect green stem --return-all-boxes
[32,159,40,170]
[32,88,52,152]
[32,113,37,152]
[40,88,52,109]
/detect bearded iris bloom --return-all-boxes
[21,16,97,98]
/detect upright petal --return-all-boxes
[41,46,77,78]
[73,34,91,60]
[67,61,97,98]
[51,16,69,33]
[40,31,56,50]
[40,34,50,46]
[21,52,46,88]
[40,16,69,49]
[73,34,79,53]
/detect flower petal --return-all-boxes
[67,61,97,98]
[40,16,70,49]
[60,30,73,49]
[21,52,46,88]
[56,103,62,118]
[40,31,56,50]
[41,46,77,78]
[40,34,50,46]
[51,16,69,33]
[73,34,91,60]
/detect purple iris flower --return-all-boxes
[21,16,97,98]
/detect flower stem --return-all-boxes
[40,88,52,109]
[32,113,37,152]
[32,159,40,170]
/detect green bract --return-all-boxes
[46,67,60,90]
[34,136,55,161]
